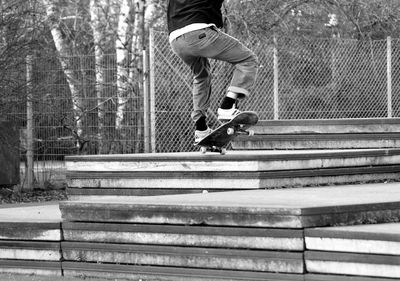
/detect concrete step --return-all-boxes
[60,183,400,280]
[62,242,304,273]
[233,118,400,150]
[305,222,400,255]
[234,133,400,150]
[0,203,62,277]
[60,183,400,229]
[0,182,399,279]
[66,149,400,198]
[63,262,304,281]
[305,251,400,279]
[63,222,304,251]
[305,222,400,279]
[306,274,396,281]
[0,260,62,277]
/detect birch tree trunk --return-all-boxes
[133,0,145,153]
[115,0,134,131]
[90,0,107,154]
[43,0,84,149]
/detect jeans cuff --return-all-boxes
[227,86,250,98]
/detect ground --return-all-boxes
[0,187,67,205]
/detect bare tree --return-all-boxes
[115,0,134,131]
[42,0,85,149]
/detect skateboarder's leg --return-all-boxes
[207,30,258,98]
[170,36,213,143]
[189,56,212,124]
[188,27,258,120]
[191,65,213,143]
[170,34,213,128]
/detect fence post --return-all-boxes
[387,36,392,118]
[273,35,279,120]
[26,55,34,190]
[149,29,156,153]
[143,49,150,153]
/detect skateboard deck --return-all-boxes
[195,111,259,154]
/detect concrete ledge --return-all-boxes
[60,183,400,228]
[0,204,62,241]
[63,222,304,251]
[0,260,61,276]
[0,241,61,261]
[62,242,304,273]
[305,251,400,279]
[232,118,400,150]
[67,165,400,190]
[63,262,303,281]
[66,149,400,169]
[65,149,400,190]
[252,119,400,134]
[0,222,61,241]
[305,223,400,255]
[234,134,400,149]
[306,274,396,281]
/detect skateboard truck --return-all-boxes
[195,111,259,155]
[227,126,255,136]
[200,146,227,155]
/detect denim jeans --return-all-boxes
[170,26,258,122]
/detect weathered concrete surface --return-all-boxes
[0,202,61,222]
[0,203,61,241]
[232,118,400,149]
[0,203,63,276]
[65,149,400,191]
[0,241,61,261]
[249,118,400,135]
[305,251,400,279]
[66,149,400,172]
[306,222,400,255]
[233,134,400,150]
[66,149,400,171]
[306,274,396,281]
[62,242,304,273]
[63,262,304,281]
[0,260,61,277]
[60,183,400,228]
[63,222,304,251]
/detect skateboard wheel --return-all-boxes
[227,127,235,135]
[248,130,255,136]
[200,147,207,154]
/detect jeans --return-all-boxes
[170,26,258,122]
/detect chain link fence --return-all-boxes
[2,53,144,188]
[2,30,400,187]
[151,30,400,152]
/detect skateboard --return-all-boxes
[195,111,259,155]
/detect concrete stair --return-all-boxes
[232,118,400,150]
[5,118,400,279]
[0,203,62,277]
[66,149,400,199]
[0,184,399,279]
[59,183,400,280]
[305,222,400,279]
